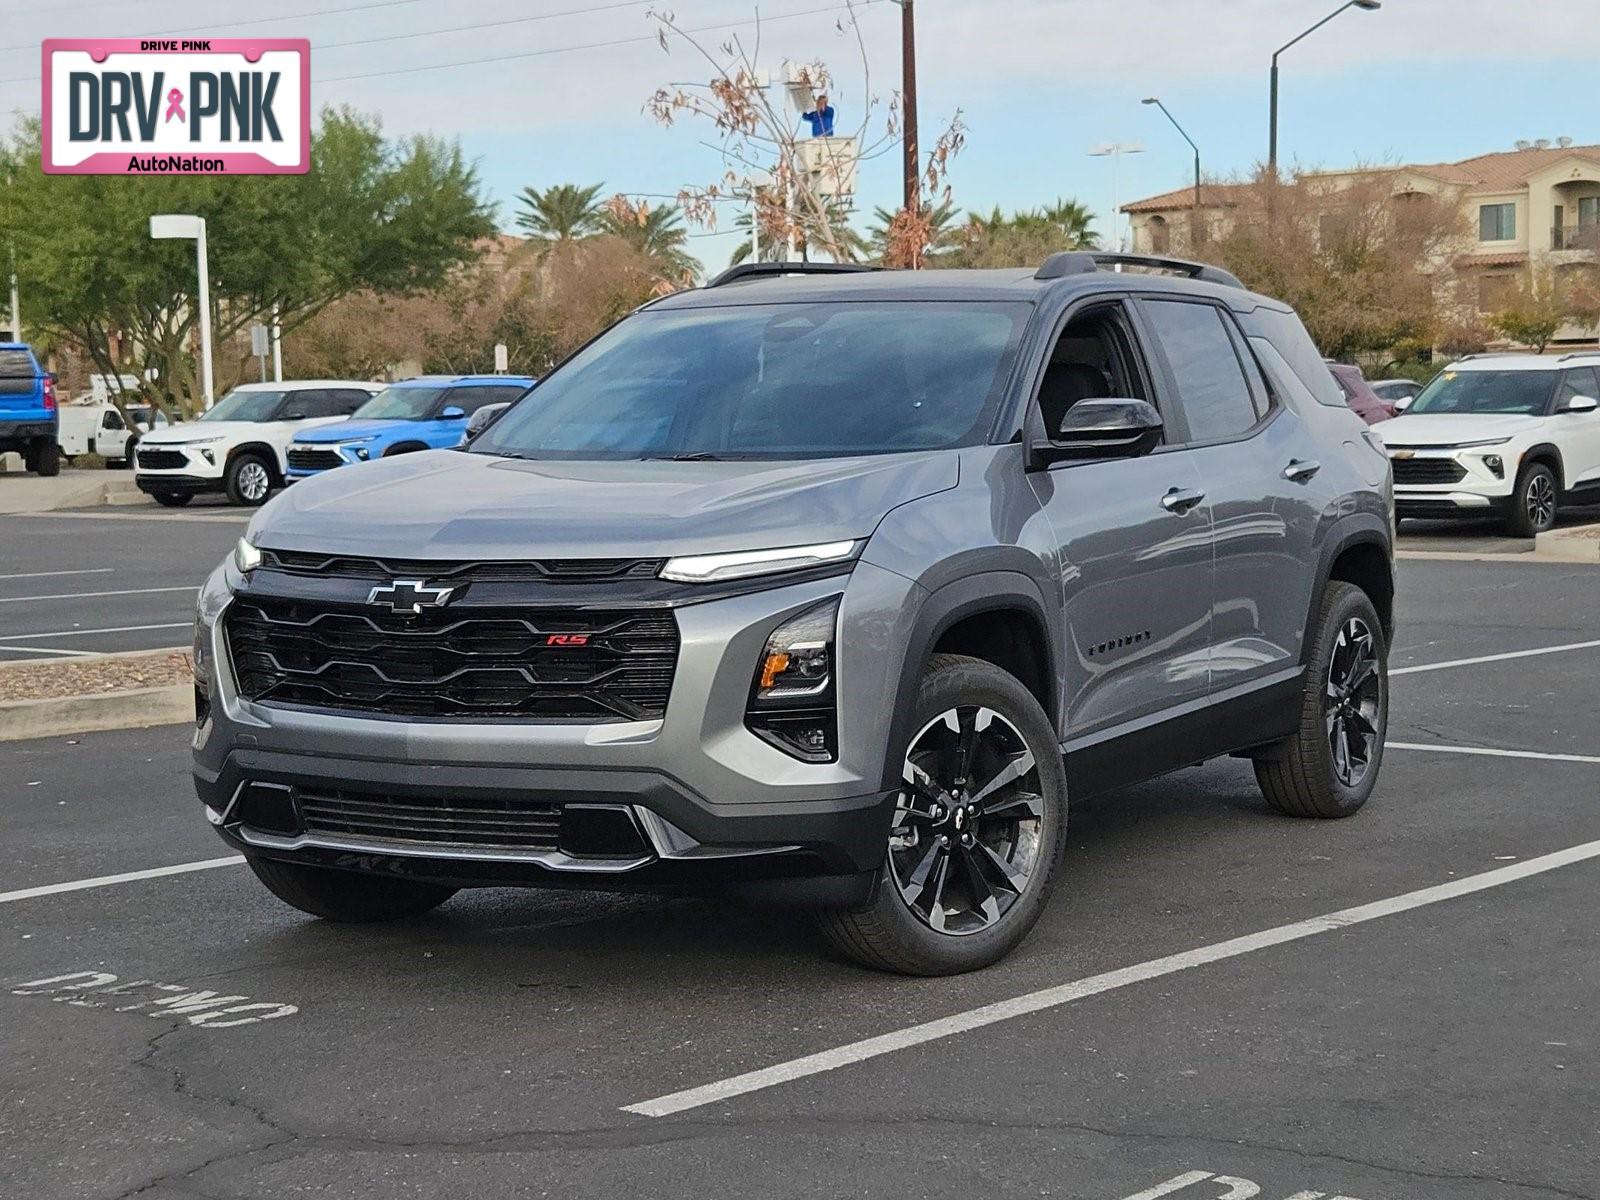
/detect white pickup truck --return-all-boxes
[56,400,141,467]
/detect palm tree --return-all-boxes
[601,199,700,283]
[514,183,606,244]
[1039,198,1099,249]
[866,199,962,265]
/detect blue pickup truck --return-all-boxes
[0,343,60,476]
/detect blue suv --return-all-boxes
[285,375,534,478]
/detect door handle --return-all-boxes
[1282,458,1321,482]
[1160,486,1206,514]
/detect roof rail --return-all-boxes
[1556,349,1600,362]
[1035,251,1244,290]
[705,262,881,288]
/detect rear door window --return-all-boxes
[1140,299,1261,442]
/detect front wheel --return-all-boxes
[817,654,1068,975]
[1254,581,1387,818]
[248,857,457,922]
[1505,461,1557,537]
[225,452,274,506]
[151,491,192,507]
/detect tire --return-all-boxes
[383,442,426,457]
[1505,461,1557,537]
[31,439,61,477]
[111,435,136,468]
[248,857,457,922]
[817,653,1069,976]
[152,491,193,508]
[1254,581,1387,819]
[225,452,274,506]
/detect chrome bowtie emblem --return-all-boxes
[366,579,459,615]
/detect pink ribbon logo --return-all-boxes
[164,88,185,123]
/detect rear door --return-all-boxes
[1134,295,1326,707]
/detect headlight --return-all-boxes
[1449,437,1511,449]
[232,536,262,573]
[177,436,226,445]
[660,540,858,584]
[745,597,839,762]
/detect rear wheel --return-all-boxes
[29,439,60,477]
[248,857,457,922]
[1505,461,1557,537]
[225,452,274,506]
[1254,581,1387,819]
[151,491,192,508]
[818,654,1068,975]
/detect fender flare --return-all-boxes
[1301,512,1393,662]
[382,440,431,457]
[225,442,283,486]
[877,570,1058,792]
[1519,442,1564,489]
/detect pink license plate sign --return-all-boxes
[42,38,310,175]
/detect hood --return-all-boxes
[250,449,959,560]
[140,420,263,444]
[1372,411,1541,446]
[294,418,416,443]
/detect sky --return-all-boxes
[4,0,1599,272]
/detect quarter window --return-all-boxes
[1478,203,1516,242]
[1141,300,1260,442]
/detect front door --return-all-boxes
[1555,366,1600,491]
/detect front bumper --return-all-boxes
[136,472,225,495]
[192,558,919,899]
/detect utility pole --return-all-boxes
[7,247,19,343]
[898,0,919,216]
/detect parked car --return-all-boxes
[284,375,534,478]
[134,381,382,507]
[0,342,60,476]
[58,399,138,467]
[1370,378,1423,410]
[196,255,1395,975]
[1375,351,1600,536]
[1325,361,1396,424]
[461,400,512,444]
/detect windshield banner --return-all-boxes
[41,38,310,175]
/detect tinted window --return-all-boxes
[1142,300,1259,441]
[330,389,374,415]
[201,390,289,422]
[447,386,527,417]
[102,409,125,430]
[1557,368,1600,407]
[1236,305,1346,409]
[0,349,37,377]
[477,303,1028,460]
[1407,369,1554,416]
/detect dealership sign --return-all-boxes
[42,38,309,174]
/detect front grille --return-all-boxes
[225,595,679,721]
[258,549,664,583]
[286,447,343,471]
[295,787,562,850]
[1391,457,1466,484]
[136,448,187,470]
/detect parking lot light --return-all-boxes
[1268,0,1382,177]
[149,214,215,411]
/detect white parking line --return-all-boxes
[0,586,198,604]
[622,838,1600,1118]
[0,621,192,641]
[1392,637,1600,676]
[0,644,100,657]
[0,856,245,906]
[0,568,115,581]
[1390,741,1600,765]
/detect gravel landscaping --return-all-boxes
[0,650,192,703]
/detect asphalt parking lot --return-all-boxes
[3,555,1598,1199]
[0,509,245,661]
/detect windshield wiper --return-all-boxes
[643,451,726,462]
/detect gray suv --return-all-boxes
[193,254,1395,975]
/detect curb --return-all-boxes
[0,683,192,742]
[1534,527,1600,563]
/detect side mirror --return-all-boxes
[441,405,466,420]
[1033,398,1164,465]
[1392,394,1414,412]
[1560,394,1598,413]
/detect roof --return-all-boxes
[1123,144,1600,214]
[1449,352,1600,372]
[392,374,537,386]
[1455,251,1528,269]
[230,379,383,391]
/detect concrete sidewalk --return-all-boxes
[0,461,147,514]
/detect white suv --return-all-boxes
[1374,353,1600,536]
[134,381,381,507]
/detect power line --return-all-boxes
[314,0,656,52]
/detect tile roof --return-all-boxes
[1124,145,1600,212]
[1454,251,1528,268]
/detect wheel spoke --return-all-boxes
[1331,717,1351,782]
[973,840,1029,896]
[902,835,943,894]
[968,747,1036,807]
[958,847,1001,925]
[922,853,951,932]
[955,708,979,786]
[981,790,1044,821]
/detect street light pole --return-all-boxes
[1268,0,1382,178]
[150,214,215,410]
[1089,143,1144,252]
[1142,97,1202,249]
[7,247,19,343]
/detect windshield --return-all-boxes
[201,390,289,422]
[474,302,1028,461]
[1406,369,1554,416]
[353,386,448,421]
